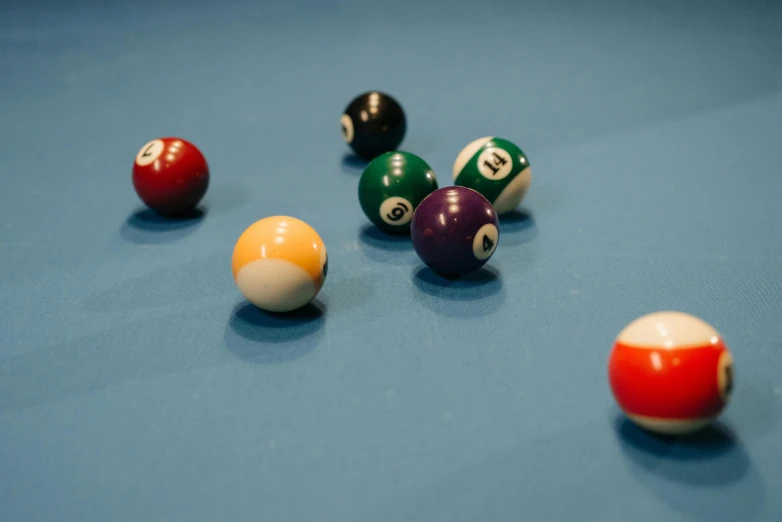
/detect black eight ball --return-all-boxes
[341,91,406,161]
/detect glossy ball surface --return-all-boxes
[411,186,499,276]
[341,92,406,160]
[453,137,531,214]
[232,216,328,313]
[358,152,438,234]
[132,137,209,216]
[608,311,734,435]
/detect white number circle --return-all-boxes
[477,147,513,180]
[135,139,165,167]
[379,196,413,226]
[340,114,354,144]
[472,223,499,260]
[717,351,734,402]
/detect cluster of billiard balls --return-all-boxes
[131,92,734,437]
[345,92,532,277]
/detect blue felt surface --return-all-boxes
[1,0,781,521]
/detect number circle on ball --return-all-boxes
[477,147,513,180]
[717,351,734,402]
[380,196,414,226]
[472,223,499,260]
[135,139,165,167]
[340,114,354,144]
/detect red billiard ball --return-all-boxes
[132,137,209,216]
[608,311,734,435]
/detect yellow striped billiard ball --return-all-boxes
[232,216,328,312]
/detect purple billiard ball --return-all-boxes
[410,186,500,276]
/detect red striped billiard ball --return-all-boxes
[132,137,209,216]
[608,311,734,435]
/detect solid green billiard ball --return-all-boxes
[358,151,438,234]
[452,137,531,214]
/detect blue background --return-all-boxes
[1,0,781,520]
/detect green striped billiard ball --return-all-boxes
[452,137,532,214]
[358,151,438,234]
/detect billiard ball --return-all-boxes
[358,151,438,234]
[232,216,328,313]
[341,92,406,160]
[452,137,531,214]
[608,311,734,435]
[132,137,209,216]
[411,186,500,276]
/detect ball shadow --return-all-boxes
[413,266,501,295]
[358,224,416,265]
[614,415,737,465]
[120,207,205,244]
[224,300,325,364]
[613,414,764,520]
[412,266,506,318]
[341,153,368,174]
[358,224,412,251]
[498,208,538,245]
